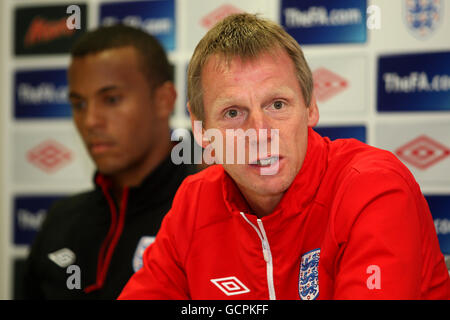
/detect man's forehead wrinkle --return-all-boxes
[207,46,289,74]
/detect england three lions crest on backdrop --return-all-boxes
[404,0,443,39]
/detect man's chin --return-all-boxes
[255,178,292,196]
[231,170,292,198]
[94,162,123,176]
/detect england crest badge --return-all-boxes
[298,248,320,300]
[404,0,443,39]
[132,236,155,272]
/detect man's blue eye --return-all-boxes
[273,101,284,109]
[225,109,239,118]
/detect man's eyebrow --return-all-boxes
[68,85,121,100]
[212,87,294,107]
[97,85,120,94]
[68,91,83,100]
[266,85,295,96]
[213,96,236,107]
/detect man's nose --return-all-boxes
[84,103,105,129]
[247,108,272,140]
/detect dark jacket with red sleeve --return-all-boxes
[22,154,197,300]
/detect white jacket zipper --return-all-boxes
[240,212,276,300]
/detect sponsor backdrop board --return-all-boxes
[99,0,176,51]
[370,0,449,51]
[280,0,367,45]
[425,195,450,256]
[14,68,71,119]
[308,55,367,117]
[12,128,93,186]
[13,195,66,246]
[1,0,450,299]
[377,51,450,112]
[315,125,366,143]
[14,4,87,55]
[183,0,275,51]
[375,120,450,187]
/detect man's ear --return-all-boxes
[187,102,208,148]
[307,93,319,127]
[154,81,177,119]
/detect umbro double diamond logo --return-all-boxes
[210,276,250,296]
[48,248,76,268]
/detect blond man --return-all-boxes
[119,14,450,300]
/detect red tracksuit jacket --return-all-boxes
[119,128,450,300]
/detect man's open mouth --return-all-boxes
[250,156,280,167]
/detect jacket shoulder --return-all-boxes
[316,138,422,234]
[42,190,101,228]
[327,138,416,186]
[182,164,224,185]
[164,165,230,230]
[322,139,426,242]
[28,189,101,262]
[176,165,226,204]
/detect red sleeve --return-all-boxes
[332,168,425,299]
[118,183,193,300]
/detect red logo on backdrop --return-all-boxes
[24,16,75,47]
[395,135,450,170]
[200,4,243,29]
[312,67,348,102]
[27,140,73,173]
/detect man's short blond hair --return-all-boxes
[187,13,313,121]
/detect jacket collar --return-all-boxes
[222,127,329,219]
[94,151,196,210]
